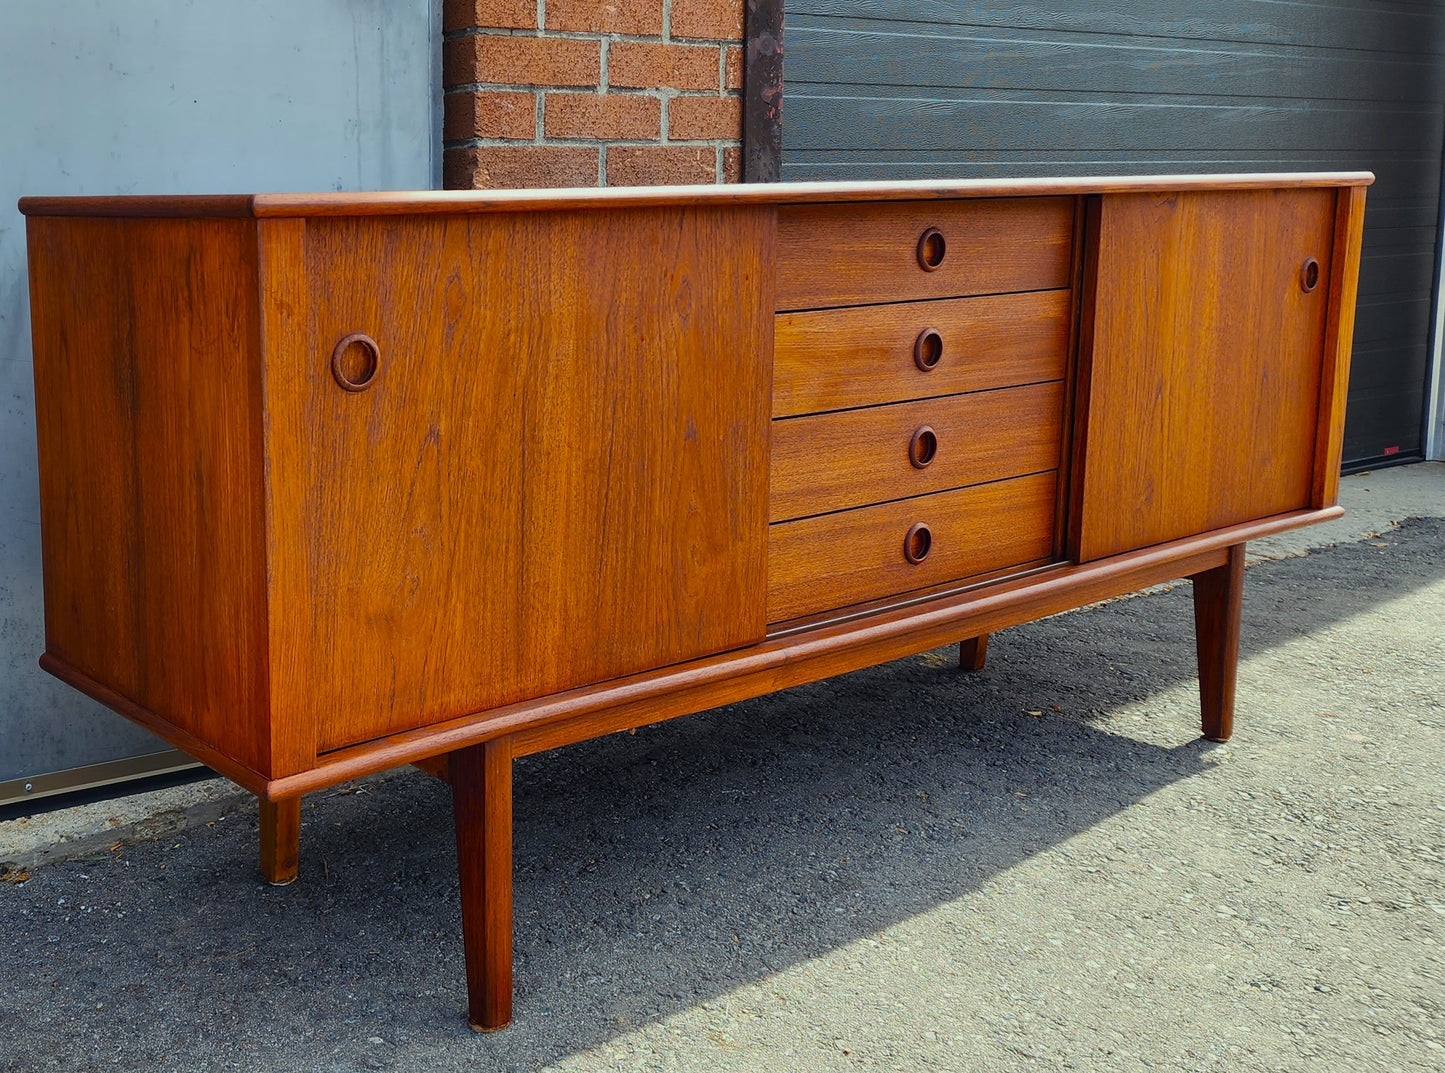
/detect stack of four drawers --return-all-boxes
[767,197,1078,624]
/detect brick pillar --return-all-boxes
[443,1,745,189]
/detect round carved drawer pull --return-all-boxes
[909,425,938,469]
[903,522,933,565]
[917,227,947,271]
[914,327,944,371]
[331,332,380,392]
[1300,256,1321,293]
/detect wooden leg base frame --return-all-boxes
[433,547,1248,1028]
[259,797,300,886]
[959,633,989,672]
[451,737,514,1033]
[1191,543,1246,743]
[260,541,1256,1028]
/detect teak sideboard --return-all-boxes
[22,174,1369,1030]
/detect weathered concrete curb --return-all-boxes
[0,778,251,875]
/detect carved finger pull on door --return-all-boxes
[1300,257,1321,293]
[331,332,380,391]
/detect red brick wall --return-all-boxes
[443,1,745,189]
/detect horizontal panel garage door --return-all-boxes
[781,0,1445,466]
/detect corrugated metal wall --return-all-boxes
[781,0,1445,465]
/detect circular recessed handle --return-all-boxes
[1300,256,1321,293]
[917,227,947,271]
[908,425,938,469]
[331,332,380,392]
[914,327,944,371]
[903,522,933,565]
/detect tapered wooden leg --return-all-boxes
[1191,543,1245,742]
[451,737,514,1032]
[259,797,300,885]
[959,633,990,672]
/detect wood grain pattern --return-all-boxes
[451,737,513,1031]
[70,504,1328,800]
[776,197,1074,310]
[772,289,1071,417]
[19,194,258,218]
[1071,188,1338,562]
[255,219,317,778]
[1192,543,1245,743]
[412,755,451,782]
[500,537,1243,759]
[1051,195,1090,562]
[27,217,276,775]
[1064,196,1104,563]
[770,381,1064,521]
[766,559,1053,637]
[958,634,989,672]
[21,181,1371,1033]
[261,207,775,752]
[1312,186,1368,507]
[768,471,1058,622]
[259,798,300,885]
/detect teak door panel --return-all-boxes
[261,208,775,751]
[27,217,274,776]
[1072,189,1337,562]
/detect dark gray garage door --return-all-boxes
[781,1,1445,466]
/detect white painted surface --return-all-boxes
[0,1,436,783]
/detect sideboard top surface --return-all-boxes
[18,172,1374,219]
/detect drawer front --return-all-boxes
[773,289,1070,418]
[771,382,1064,522]
[768,471,1058,623]
[776,197,1074,311]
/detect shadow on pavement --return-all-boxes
[1,518,1440,1072]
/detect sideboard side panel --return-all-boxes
[264,207,774,751]
[1073,189,1337,562]
[255,218,318,777]
[1312,186,1368,509]
[28,217,273,774]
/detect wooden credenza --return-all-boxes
[21,174,1368,1030]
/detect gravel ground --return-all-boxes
[1,484,1441,1071]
